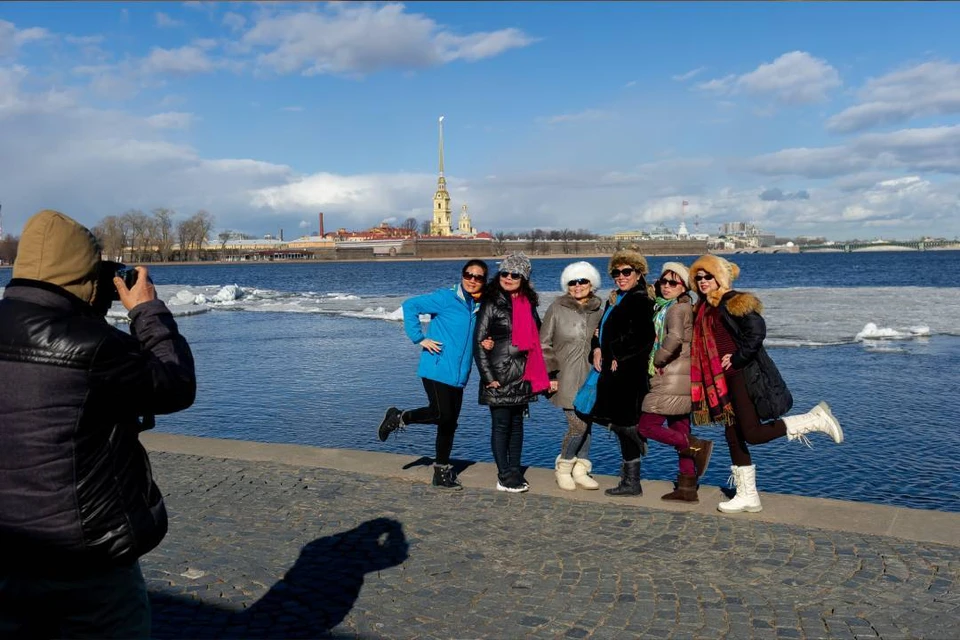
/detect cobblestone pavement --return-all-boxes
[145,453,958,640]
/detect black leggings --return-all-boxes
[724,369,787,466]
[401,378,464,465]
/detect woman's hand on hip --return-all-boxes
[420,338,443,354]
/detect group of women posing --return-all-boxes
[378,250,843,512]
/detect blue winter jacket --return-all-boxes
[402,284,480,388]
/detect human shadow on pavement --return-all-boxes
[401,455,476,477]
[150,517,409,639]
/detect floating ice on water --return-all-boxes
[855,322,931,341]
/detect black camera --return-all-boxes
[99,261,139,302]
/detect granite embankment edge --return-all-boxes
[142,432,959,548]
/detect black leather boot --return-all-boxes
[432,464,462,490]
[604,458,642,496]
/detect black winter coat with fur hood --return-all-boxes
[713,289,793,420]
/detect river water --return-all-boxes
[2,250,958,512]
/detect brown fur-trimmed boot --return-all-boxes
[660,473,699,503]
[679,435,714,479]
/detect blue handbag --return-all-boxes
[573,368,600,415]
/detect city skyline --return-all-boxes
[1,2,959,240]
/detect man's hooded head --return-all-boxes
[13,210,102,304]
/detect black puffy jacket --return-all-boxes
[474,289,541,407]
[717,289,793,420]
[0,280,196,574]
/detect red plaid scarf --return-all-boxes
[690,303,736,426]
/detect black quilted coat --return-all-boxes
[474,289,541,407]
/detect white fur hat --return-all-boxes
[660,261,690,288]
[560,261,602,292]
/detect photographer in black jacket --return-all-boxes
[0,210,196,638]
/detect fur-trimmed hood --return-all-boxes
[720,290,763,316]
[689,254,740,308]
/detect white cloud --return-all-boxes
[745,125,960,178]
[242,3,536,76]
[146,111,195,129]
[672,66,705,82]
[826,60,960,133]
[155,12,185,28]
[0,19,51,57]
[141,45,218,75]
[536,109,613,125]
[222,12,246,32]
[698,51,841,105]
[280,105,304,112]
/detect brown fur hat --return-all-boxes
[689,254,740,307]
[608,247,648,276]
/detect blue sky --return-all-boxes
[2,2,959,240]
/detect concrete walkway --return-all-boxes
[141,433,959,639]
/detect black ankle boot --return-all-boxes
[377,407,404,442]
[432,464,462,490]
[604,459,642,496]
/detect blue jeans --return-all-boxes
[490,405,526,481]
[0,560,150,639]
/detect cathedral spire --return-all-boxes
[438,115,445,179]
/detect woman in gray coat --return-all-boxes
[540,261,604,490]
[637,262,714,503]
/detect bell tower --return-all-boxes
[430,115,453,236]
[458,203,472,235]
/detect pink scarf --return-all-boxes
[511,294,550,394]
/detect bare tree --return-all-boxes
[493,231,507,255]
[0,234,18,265]
[176,219,192,261]
[401,217,419,233]
[218,230,232,260]
[419,220,432,236]
[152,208,175,262]
[92,216,126,261]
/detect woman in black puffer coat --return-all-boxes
[474,252,550,493]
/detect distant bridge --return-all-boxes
[799,240,960,253]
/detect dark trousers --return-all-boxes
[724,369,787,466]
[401,378,464,465]
[490,405,526,480]
[0,560,150,639]
[612,423,645,460]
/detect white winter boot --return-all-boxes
[571,458,600,490]
[717,464,762,513]
[555,456,577,491]
[783,401,844,446]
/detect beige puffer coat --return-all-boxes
[641,294,693,416]
[539,293,603,409]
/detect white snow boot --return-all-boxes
[783,401,844,446]
[717,464,763,513]
[571,458,600,490]
[555,456,577,491]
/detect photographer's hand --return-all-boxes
[115,266,157,311]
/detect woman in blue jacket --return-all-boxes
[378,260,488,489]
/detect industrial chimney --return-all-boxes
[318,212,325,238]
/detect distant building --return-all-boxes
[429,116,475,237]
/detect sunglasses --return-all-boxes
[567,278,591,287]
[694,273,715,282]
[610,268,635,278]
[659,278,684,287]
[462,272,486,283]
[499,271,523,280]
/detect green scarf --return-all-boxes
[648,296,677,376]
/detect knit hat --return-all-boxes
[659,261,690,289]
[688,254,740,305]
[498,252,532,280]
[559,261,601,292]
[608,247,648,276]
[13,210,102,304]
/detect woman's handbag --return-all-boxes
[573,368,600,415]
[743,346,793,421]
